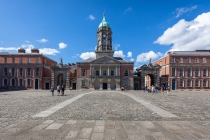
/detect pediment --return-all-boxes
[91,56,120,64]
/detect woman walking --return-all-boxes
[51,85,55,96]
[61,85,65,96]
[161,87,164,95]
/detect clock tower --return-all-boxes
[96,13,114,59]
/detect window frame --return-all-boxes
[124,69,129,76]
[36,57,39,63]
[179,79,184,87]
[203,68,208,77]
[179,68,184,77]
[35,68,39,77]
[187,58,191,63]
[4,79,7,86]
[195,79,199,87]
[81,69,86,77]
[103,70,107,76]
[11,68,15,76]
[95,70,99,76]
[172,68,176,77]
[195,58,199,63]
[203,79,208,87]
[12,79,15,86]
[203,58,207,63]
[27,68,31,77]
[12,57,15,63]
[4,68,8,76]
[28,57,30,63]
[195,68,200,77]
[27,79,31,87]
[81,80,85,87]
[179,58,183,63]
[187,79,192,87]
[20,57,22,63]
[187,68,192,77]
[110,70,114,76]
[4,57,7,63]
[172,58,176,63]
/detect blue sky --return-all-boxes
[0,0,210,68]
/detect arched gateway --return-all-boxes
[136,59,161,89]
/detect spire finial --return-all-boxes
[103,12,106,21]
[149,57,152,64]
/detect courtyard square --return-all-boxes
[0,90,210,140]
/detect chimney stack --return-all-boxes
[18,48,26,53]
[31,48,39,53]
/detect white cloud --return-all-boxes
[59,42,67,49]
[39,48,59,55]
[0,41,3,43]
[80,52,96,60]
[154,12,210,51]
[37,38,48,43]
[88,14,95,20]
[124,7,132,14]
[114,50,125,58]
[130,58,134,61]
[174,5,197,18]
[0,47,17,51]
[113,43,120,50]
[127,51,132,57]
[21,44,35,53]
[136,51,163,63]
[25,40,30,43]
[72,54,80,58]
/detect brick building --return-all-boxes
[0,48,57,90]
[153,50,210,90]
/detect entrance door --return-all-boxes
[45,83,49,89]
[35,79,39,89]
[72,83,76,90]
[172,79,176,90]
[134,83,138,90]
[103,83,107,90]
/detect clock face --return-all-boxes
[103,34,106,37]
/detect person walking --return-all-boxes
[161,87,164,95]
[167,86,170,95]
[51,85,55,96]
[61,85,65,96]
[151,85,155,95]
[57,85,60,95]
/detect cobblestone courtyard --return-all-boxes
[0,90,210,140]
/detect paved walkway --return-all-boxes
[0,90,210,140]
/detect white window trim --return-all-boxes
[179,58,183,63]
[124,69,129,76]
[171,67,176,77]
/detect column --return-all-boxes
[116,66,117,76]
[66,71,70,90]
[100,66,102,76]
[108,66,109,76]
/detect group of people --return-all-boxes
[50,85,65,96]
[144,85,170,95]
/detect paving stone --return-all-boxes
[78,128,93,139]
[91,133,104,140]
[65,131,79,138]
[93,126,104,133]
[45,123,63,129]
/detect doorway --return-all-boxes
[172,79,176,90]
[45,83,49,89]
[35,79,38,89]
[72,83,76,90]
[134,83,139,90]
[103,83,107,90]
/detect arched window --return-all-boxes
[195,79,199,87]
[203,79,208,87]
[179,79,184,87]
[187,79,191,87]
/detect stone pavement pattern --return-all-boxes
[0,90,210,139]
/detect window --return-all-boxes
[124,81,129,86]
[179,79,184,87]
[4,79,7,86]
[27,68,31,76]
[203,58,207,63]
[103,70,107,76]
[27,79,31,86]
[203,79,208,87]
[160,61,162,66]
[82,80,85,87]
[19,79,23,86]
[19,68,23,76]
[160,70,162,76]
[12,57,15,63]
[82,69,86,76]
[195,58,199,63]
[171,58,176,63]
[187,58,191,63]
[124,69,129,76]
[187,68,192,77]
[102,39,106,45]
[95,70,99,76]
[179,68,184,77]
[187,79,191,87]
[195,68,199,77]
[4,57,7,63]
[195,79,199,87]
[4,68,7,76]
[12,79,15,86]
[35,68,39,76]
[28,57,30,63]
[36,57,39,63]
[111,70,114,76]
[20,57,22,63]
[44,59,46,64]
[179,58,183,63]
[203,68,207,77]
[11,68,15,76]
[172,68,176,76]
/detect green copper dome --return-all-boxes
[98,13,110,28]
